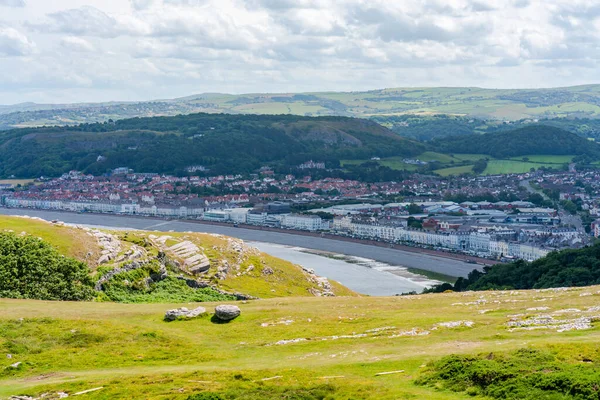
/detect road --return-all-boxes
[0,208,483,278]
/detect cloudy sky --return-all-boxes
[1,0,599,104]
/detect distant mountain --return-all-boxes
[3,85,600,130]
[432,125,600,158]
[0,113,425,178]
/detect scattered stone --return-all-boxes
[261,267,274,275]
[507,314,596,332]
[6,354,11,359]
[215,305,241,321]
[261,376,282,381]
[164,306,207,322]
[552,308,581,314]
[527,307,550,311]
[261,319,294,327]
[10,362,22,368]
[375,370,405,376]
[434,321,474,329]
[273,338,308,346]
[74,387,104,396]
[389,328,430,338]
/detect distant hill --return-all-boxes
[373,115,600,142]
[431,125,600,158]
[4,85,600,129]
[0,113,425,178]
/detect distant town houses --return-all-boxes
[3,167,599,261]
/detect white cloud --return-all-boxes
[60,36,95,52]
[1,0,600,103]
[0,26,35,56]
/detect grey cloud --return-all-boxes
[245,0,322,10]
[131,0,156,10]
[349,6,490,45]
[0,0,25,7]
[513,0,530,8]
[470,1,496,12]
[31,6,125,37]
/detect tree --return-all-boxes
[472,159,488,174]
[561,200,578,215]
[407,203,422,215]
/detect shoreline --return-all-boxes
[0,207,490,278]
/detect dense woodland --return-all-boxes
[431,126,600,158]
[373,115,600,142]
[0,113,425,178]
[427,242,600,293]
[2,112,600,178]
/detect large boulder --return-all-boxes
[164,306,206,322]
[214,305,241,321]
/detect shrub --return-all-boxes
[416,348,600,399]
[0,232,95,301]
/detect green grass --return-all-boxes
[0,216,100,266]
[508,155,575,164]
[451,154,493,161]
[482,160,558,175]
[434,165,474,176]
[3,286,600,398]
[341,158,419,171]
[416,151,456,163]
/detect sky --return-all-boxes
[1,0,600,104]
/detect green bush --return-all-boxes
[0,232,95,301]
[187,394,224,400]
[416,348,600,399]
[102,272,235,303]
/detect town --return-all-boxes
[2,163,599,263]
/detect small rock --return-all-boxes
[10,361,22,368]
[164,306,207,322]
[215,305,241,321]
[262,267,274,275]
[6,354,12,359]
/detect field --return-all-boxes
[3,286,600,399]
[342,151,574,177]
[0,179,35,185]
[434,165,474,176]
[451,154,492,161]
[508,155,575,163]
[482,160,560,175]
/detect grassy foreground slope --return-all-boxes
[3,287,600,399]
[0,216,101,266]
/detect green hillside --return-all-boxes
[432,126,600,159]
[0,216,354,302]
[4,85,600,130]
[3,286,600,399]
[0,113,425,178]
